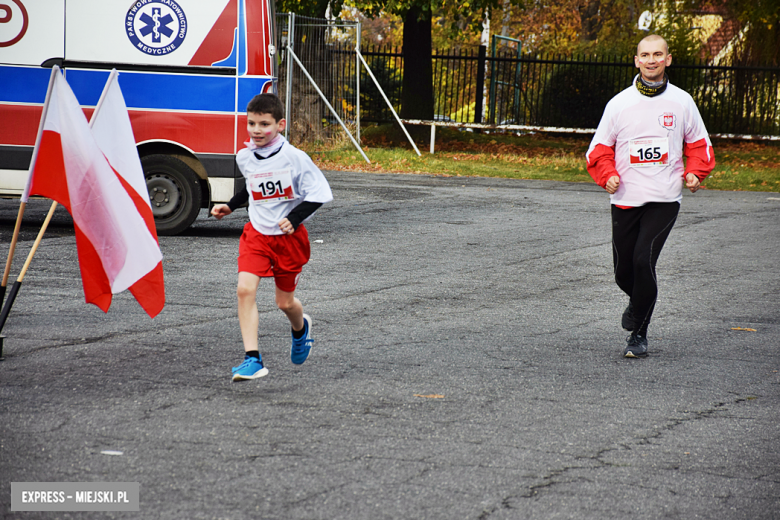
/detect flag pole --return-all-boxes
[0,202,58,334]
[0,68,121,336]
[92,69,118,123]
[1,203,25,304]
[0,67,60,346]
[1,67,59,306]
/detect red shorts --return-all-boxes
[238,222,310,292]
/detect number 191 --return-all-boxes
[258,180,283,197]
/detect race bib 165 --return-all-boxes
[629,138,669,167]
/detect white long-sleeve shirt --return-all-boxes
[586,76,714,206]
[236,137,333,235]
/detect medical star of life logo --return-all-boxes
[126,0,187,56]
[659,112,676,131]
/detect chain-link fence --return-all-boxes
[275,14,361,145]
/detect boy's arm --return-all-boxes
[227,186,250,211]
[278,148,332,233]
[295,150,334,205]
[284,201,323,231]
[212,186,250,219]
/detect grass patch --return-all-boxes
[700,141,780,192]
[300,125,780,193]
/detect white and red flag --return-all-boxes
[22,66,165,317]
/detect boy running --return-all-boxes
[211,93,333,380]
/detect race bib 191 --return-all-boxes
[629,138,669,167]
[248,169,295,204]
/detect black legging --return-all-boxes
[611,202,680,336]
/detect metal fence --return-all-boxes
[360,45,780,137]
[272,17,779,139]
[275,14,360,144]
[358,44,402,124]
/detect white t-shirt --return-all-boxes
[587,76,712,206]
[236,139,333,235]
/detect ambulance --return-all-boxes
[0,0,277,234]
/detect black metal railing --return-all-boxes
[359,45,780,136]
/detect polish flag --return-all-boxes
[23,66,165,317]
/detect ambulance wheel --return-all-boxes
[143,154,202,236]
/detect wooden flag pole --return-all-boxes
[1,202,27,304]
[0,201,58,334]
[17,201,58,283]
[1,67,57,311]
[0,67,59,356]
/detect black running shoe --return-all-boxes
[623,333,648,358]
[621,302,635,331]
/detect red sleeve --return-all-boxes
[684,138,716,181]
[586,143,619,188]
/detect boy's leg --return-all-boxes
[232,271,268,381]
[276,286,313,364]
[275,286,304,331]
[273,226,312,363]
[237,272,262,352]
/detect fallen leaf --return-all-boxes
[730,327,757,332]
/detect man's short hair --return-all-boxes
[247,93,284,121]
[637,34,669,55]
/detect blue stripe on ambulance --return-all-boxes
[0,66,52,104]
[2,65,271,113]
[237,78,272,112]
[66,69,237,112]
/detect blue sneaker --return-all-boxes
[231,355,268,381]
[291,314,313,365]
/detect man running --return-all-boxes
[586,34,716,358]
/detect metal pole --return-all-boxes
[474,45,486,124]
[356,50,421,156]
[284,13,294,139]
[489,35,497,124]
[356,21,361,144]
[287,48,371,163]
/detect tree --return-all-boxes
[399,5,434,119]
[716,0,780,66]
[711,0,779,133]
[275,0,336,18]
[579,0,602,43]
[340,0,509,120]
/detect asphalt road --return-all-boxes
[1,172,779,519]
